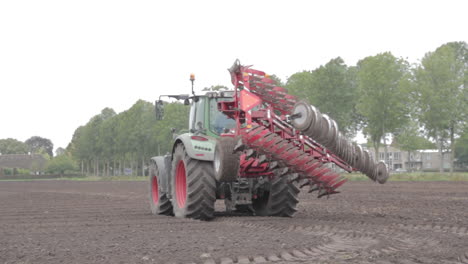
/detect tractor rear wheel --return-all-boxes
[149,162,173,215]
[171,144,216,220]
[252,175,300,217]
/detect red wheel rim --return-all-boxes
[151,175,159,204]
[175,160,187,208]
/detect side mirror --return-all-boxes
[171,127,178,139]
[184,98,190,105]
[155,100,164,120]
[196,121,203,130]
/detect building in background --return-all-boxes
[0,154,47,176]
[365,146,451,172]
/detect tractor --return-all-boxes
[149,60,389,220]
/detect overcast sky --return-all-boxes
[0,0,466,150]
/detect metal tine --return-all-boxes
[274,167,289,177]
[299,179,311,189]
[245,149,257,159]
[318,189,339,199]
[288,173,300,183]
[233,138,246,153]
[268,161,279,170]
[308,185,320,193]
[258,154,267,164]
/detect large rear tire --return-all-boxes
[171,144,216,220]
[252,175,300,217]
[149,162,173,216]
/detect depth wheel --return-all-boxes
[253,175,300,217]
[149,162,173,215]
[171,144,216,220]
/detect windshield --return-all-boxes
[209,98,236,135]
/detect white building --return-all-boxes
[366,146,450,172]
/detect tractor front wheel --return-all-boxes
[171,144,216,220]
[149,162,173,216]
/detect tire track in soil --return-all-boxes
[285,218,468,263]
[459,252,468,264]
[197,217,459,264]
[301,218,468,237]
[392,223,468,237]
[2,181,468,264]
[288,219,468,236]
[198,219,385,264]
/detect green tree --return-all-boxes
[415,41,467,173]
[0,138,28,154]
[25,136,54,157]
[55,147,66,156]
[67,126,89,174]
[285,71,314,101]
[286,58,360,137]
[149,102,190,156]
[67,108,116,176]
[455,130,468,167]
[356,52,411,161]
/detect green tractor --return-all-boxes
[149,89,299,220]
[148,61,388,221]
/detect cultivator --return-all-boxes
[220,60,388,197]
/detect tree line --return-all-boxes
[0,136,54,157]
[66,100,189,176]
[67,41,466,175]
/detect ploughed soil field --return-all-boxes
[1,180,467,264]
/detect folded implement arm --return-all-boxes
[219,60,389,198]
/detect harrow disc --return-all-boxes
[319,114,333,146]
[354,144,365,170]
[291,101,313,131]
[361,150,370,172]
[328,120,339,150]
[374,161,389,184]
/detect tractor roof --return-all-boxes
[202,90,234,98]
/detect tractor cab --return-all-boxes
[188,92,236,137]
[155,91,236,138]
[155,72,236,138]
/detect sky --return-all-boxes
[0,0,467,151]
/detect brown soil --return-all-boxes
[0,180,467,264]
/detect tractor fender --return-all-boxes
[172,133,216,162]
[150,156,171,195]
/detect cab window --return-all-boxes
[209,98,236,134]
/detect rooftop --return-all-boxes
[0,154,48,171]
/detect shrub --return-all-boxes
[46,155,79,175]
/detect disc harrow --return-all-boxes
[224,60,389,197]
